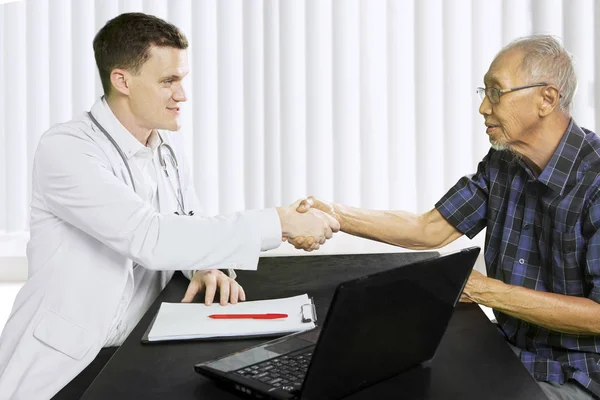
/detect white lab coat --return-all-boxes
[0,98,282,400]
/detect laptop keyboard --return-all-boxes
[235,349,313,391]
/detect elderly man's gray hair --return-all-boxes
[498,35,577,115]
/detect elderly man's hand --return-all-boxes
[276,201,340,252]
[181,269,245,306]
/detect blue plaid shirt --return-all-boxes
[436,120,600,396]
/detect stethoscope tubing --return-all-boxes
[87,111,188,215]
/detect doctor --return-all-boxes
[0,12,339,400]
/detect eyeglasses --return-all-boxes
[476,83,549,104]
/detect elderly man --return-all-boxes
[295,35,600,400]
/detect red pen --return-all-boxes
[208,313,288,320]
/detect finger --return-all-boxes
[296,197,313,213]
[203,275,218,305]
[282,236,288,242]
[303,238,317,251]
[181,279,203,303]
[229,280,240,304]
[324,213,340,232]
[219,276,231,306]
[459,293,472,303]
[318,236,326,245]
[239,285,246,302]
[292,237,306,245]
[324,226,333,240]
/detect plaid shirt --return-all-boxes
[436,120,600,396]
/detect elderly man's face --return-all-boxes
[478,50,543,153]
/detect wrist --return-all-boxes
[332,203,346,230]
[478,278,510,307]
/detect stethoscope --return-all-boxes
[88,111,194,216]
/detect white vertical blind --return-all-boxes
[243,0,265,210]
[4,1,26,232]
[49,0,72,127]
[191,0,218,216]
[217,0,245,214]
[279,0,307,206]
[564,0,595,130]
[1,0,600,235]
[387,0,416,211]
[359,0,388,210]
[72,0,95,118]
[532,0,562,34]
[443,0,473,190]
[332,0,360,206]
[415,0,444,212]
[143,0,168,20]
[263,0,281,208]
[0,5,5,232]
[502,0,531,44]
[26,0,49,223]
[121,0,143,14]
[305,0,333,203]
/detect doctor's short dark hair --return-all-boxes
[93,12,189,96]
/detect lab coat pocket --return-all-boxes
[33,310,93,360]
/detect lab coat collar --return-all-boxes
[90,97,152,160]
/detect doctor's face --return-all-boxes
[127,46,189,132]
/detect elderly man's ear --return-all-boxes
[539,85,561,117]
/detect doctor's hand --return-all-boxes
[276,203,340,252]
[287,196,342,251]
[181,269,246,306]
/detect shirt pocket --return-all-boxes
[549,229,584,295]
[33,310,93,360]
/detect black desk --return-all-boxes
[82,252,547,399]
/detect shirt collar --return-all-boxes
[89,97,155,160]
[535,119,586,195]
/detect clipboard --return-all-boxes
[141,294,317,344]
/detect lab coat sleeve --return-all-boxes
[34,126,282,271]
[171,134,242,280]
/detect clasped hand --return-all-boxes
[279,197,341,251]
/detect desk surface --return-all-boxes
[82,252,547,399]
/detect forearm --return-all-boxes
[474,278,600,335]
[334,204,462,250]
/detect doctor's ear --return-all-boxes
[109,69,131,96]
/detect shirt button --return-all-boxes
[522,322,529,328]
[523,224,531,230]
[518,258,525,265]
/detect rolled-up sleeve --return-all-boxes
[435,155,491,239]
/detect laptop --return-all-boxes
[195,247,480,400]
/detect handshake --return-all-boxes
[276,197,341,252]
